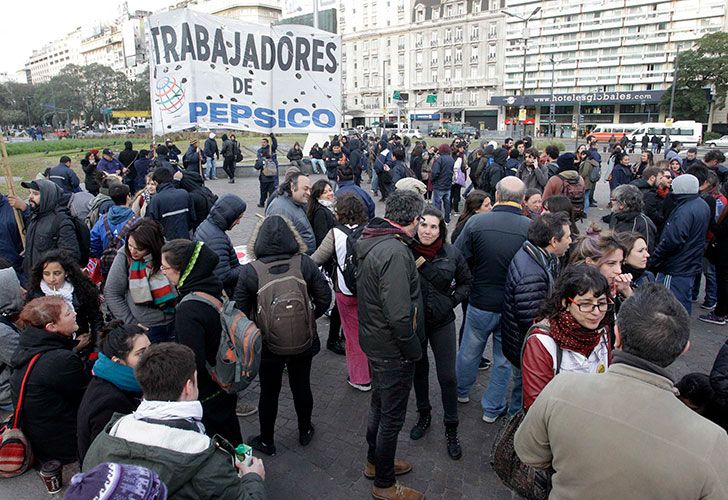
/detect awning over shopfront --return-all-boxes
[490,90,664,107]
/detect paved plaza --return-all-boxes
[1,162,725,499]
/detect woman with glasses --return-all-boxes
[521,265,612,411]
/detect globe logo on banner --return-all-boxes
[155,77,186,114]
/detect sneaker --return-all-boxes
[478,358,492,371]
[699,312,727,325]
[299,424,315,446]
[409,412,431,440]
[445,426,462,461]
[347,378,372,392]
[363,459,412,480]
[482,409,508,424]
[700,302,717,311]
[235,401,258,417]
[247,434,276,456]
[457,396,470,404]
[372,482,424,500]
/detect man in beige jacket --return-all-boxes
[515,283,728,500]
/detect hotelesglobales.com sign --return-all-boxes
[490,90,664,107]
[145,9,342,135]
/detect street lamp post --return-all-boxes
[548,56,574,138]
[503,7,541,140]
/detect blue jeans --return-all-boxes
[692,258,717,305]
[205,157,216,179]
[371,170,379,193]
[456,305,516,418]
[432,189,451,223]
[311,158,325,174]
[657,273,694,314]
[584,188,591,214]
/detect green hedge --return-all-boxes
[535,140,567,152]
[5,138,151,156]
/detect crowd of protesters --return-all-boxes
[0,131,726,500]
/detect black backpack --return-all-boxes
[56,211,90,266]
[334,224,365,296]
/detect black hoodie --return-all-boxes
[10,326,89,464]
[480,147,507,195]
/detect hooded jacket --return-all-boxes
[501,242,558,368]
[83,413,265,500]
[356,218,425,361]
[0,269,21,406]
[89,206,137,257]
[265,192,316,254]
[203,137,219,159]
[23,179,80,276]
[147,182,196,240]
[10,326,90,463]
[81,159,100,196]
[609,162,634,191]
[118,143,138,169]
[542,170,585,201]
[48,162,81,194]
[631,178,666,232]
[480,147,508,196]
[193,194,247,297]
[0,195,23,274]
[347,138,363,179]
[174,243,227,401]
[609,211,658,253]
[649,194,710,276]
[336,180,376,220]
[234,216,330,358]
[431,153,455,192]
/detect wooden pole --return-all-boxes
[0,135,26,246]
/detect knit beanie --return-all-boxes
[672,174,699,195]
[65,463,167,500]
[556,153,576,171]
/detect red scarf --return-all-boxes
[413,237,444,260]
[657,186,670,199]
[547,311,603,358]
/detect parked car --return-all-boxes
[53,129,70,139]
[705,135,728,149]
[399,128,423,140]
[108,125,135,135]
[430,127,451,138]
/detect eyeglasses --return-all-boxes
[568,296,613,313]
[160,264,170,271]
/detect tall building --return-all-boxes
[163,0,281,25]
[25,28,83,84]
[492,0,727,136]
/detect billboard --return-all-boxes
[145,9,342,135]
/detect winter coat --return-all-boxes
[542,170,585,201]
[431,154,454,192]
[506,157,521,177]
[193,194,246,298]
[501,242,558,368]
[454,204,530,312]
[83,413,266,500]
[76,376,140,464]
[10,326,90,463]
[234,216,330,359]
[97,157,123,175]
[310,145,323,159]
[414,242,471,330]
[22,180,80,276]
[609,211,658,252]
[309,203,336,249]
[711,339,728,408]
[517,163,548,191]
[0,195,23,274]
[221,139,235,159]
[610,163,633,191]
[631,178,666,232]
[104,249,176,328]
[286,148,303,162]
[81,159,100,196]
[356,218,425,361]
[183,145,203,170]
[118,146,138,169]
[578,158,599,191]
[203,137,219,159]
[131,157,152,192]
[323,150,344,181]
[147,182,197,240]
[48,163,81,194]
[480,148,508,196]
[26,285,103,339]
[335,180,376,220]
[0,269,22,407]
[89,206,137,258]
[265,192,316,254]
[650,194,710,276]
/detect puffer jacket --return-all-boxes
[83,414,265,500]
[649,193,710,276]
[431,154,454,192]
[501,242,558,368]
[413,242,472,330]
[147,182,196,240]
[11,326,90,464]
[609,211,658,253]
[22,180,80,276]
[193,194,247,297]
[356,218,425,361]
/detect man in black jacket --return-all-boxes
[631,165,672,235]
[357,190,425,500]
[48,156,81,194]
[146,168,196,240]
[454,176,530,423]
[501,213,571,377]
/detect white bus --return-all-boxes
[630,121,703,147]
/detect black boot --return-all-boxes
[445,424,462,460]
[409,411,431,440]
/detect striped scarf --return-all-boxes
[128,255,176,311]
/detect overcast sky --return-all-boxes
[1,0,172,75]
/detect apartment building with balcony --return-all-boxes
[492,0,727,136]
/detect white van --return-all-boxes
[630,121,703,147]
[590,123,642,143]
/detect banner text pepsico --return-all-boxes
[146,9,342,135]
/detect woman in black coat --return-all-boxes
[76,321,148,463]
[160,239,242,446]
[11,296,90,464]
[234,216,331,456]
[409,207,472,461]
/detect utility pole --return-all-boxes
[312,0,318,29]
[548,56,573,138]
[503,6,541,140]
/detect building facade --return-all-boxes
[493,0,727,136]
[25,28,83,84]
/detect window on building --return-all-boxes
[489,24,497,38]
[398,36,405,50]
[455,27,463,42]
[416,6,424,21]
[445,48,452,63]
[473,1,481,13]
[454,67,462,80]
[455,47,463,63]
[470,46,479,63]
[446,4,453,17]
[431,32,438,45]
[432,7,439,19]
[431,52,438,65]
[471,25,480,40]
[445,28,452,42]
[489,0,498,10]
[458,2,465,15]
[416,51,423,67]
[416,33,423,47]
[488,43,496,60]
[445,68,452,81]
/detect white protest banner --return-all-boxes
[145,9,342,135]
